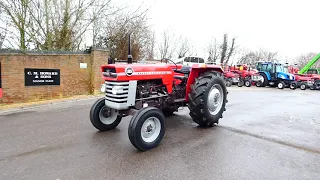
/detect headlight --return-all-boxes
[112,86,124,95]
[100,84,107,92]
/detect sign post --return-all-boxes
[24,68,60,86]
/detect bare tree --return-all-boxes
[158,29,177,60]
[0,0,31,50]
[26,0,114,50]
[219,33,237,64]
[293,52,319,69]
[225,37,236,64]
[220,34,228,63]
[206,38,219,63]
[176,36,191,58]
[0,0,116,50]
[145,31,156,60]
[237,48,279,65]
[96,5,153,60]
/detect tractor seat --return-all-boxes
[174,75,187,80]
[174,66,191,74]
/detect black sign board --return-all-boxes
[25,68,60,86]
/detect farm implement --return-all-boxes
[287,53,320,90]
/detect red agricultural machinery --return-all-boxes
[89,36,228,151]
[285,64,317,90]
[223,66,240,87]
[223,64,262,87]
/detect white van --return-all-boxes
[172,56,205,67]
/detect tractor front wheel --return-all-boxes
[300,83,307,90]
[90,98,122,131]
[277,81,285,89]
[256,81,262,87]
[225,78,232,87]
[289,82,297,90]
[188,71,227,127]
[237,79,244,87]
[244,80,252,87]
[128,107,165,151]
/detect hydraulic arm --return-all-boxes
[298,53,320,74]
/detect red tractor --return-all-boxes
[89,59,228,151]
[223,65,241,87]
[229,64,261,87]
[290,74,315,90]
[285,64,316,90]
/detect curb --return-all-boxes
[0,95,102,115]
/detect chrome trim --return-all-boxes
[103,80,137,110]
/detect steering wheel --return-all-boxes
[164,58,179,72]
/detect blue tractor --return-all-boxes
[255,62,296,89]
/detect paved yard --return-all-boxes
[0,87,319,180]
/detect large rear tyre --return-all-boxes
[128,107,165,151]
[259,73,268,87]
[188,71,227,127]
[90,98,122,131]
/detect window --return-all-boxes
[275,64,284,72]
[198,58,205,63]
[307,69,317,74]
[184,57,190,62]
[190,57,198,63]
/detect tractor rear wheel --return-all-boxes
[259,73,268,87]
[188,71,227,127]
[128,107,165,151]
[90,98,122,131]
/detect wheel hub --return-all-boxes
[141,117,161,143]
[207,85,224,115]
[99,106,118,125]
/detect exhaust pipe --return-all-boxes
[127,33,133,64]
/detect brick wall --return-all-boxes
[0,49,109,104]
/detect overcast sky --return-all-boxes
[115,0,320,61]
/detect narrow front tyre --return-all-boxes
[300,83,307,90]
[128,107,166,151]
[237,80,243,87]
[277,81,285,89]
[289,82,297,90]
[90,98,122,131]
[244,80,252,87]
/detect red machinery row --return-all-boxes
[222,63,320,90]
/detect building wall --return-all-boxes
[0,49,108,104]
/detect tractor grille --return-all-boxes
[104,81,129,103]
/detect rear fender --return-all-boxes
[260,71,271,80]
[185,65,223,102]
